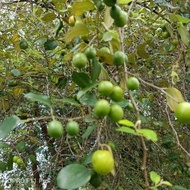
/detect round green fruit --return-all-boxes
[94,99,110,117]
[85,46,97,59]
[98,81,113,96]
[66,120,80,137]
[126,77,140,91]
[172,38,179,46]
[103,0,117,7]
[108,104,124,122]
[162,31,170,39]
[16,158,23,165]
[114,10,128,27]
[92,150,114,175]
[19,40,28,50]
[47,120,64,139]
[100,47,110,54]
[174,102,190,124]
[109,85,124,102]
[110,5,122,19]
[72,53,88,69]
[113,51,126,66]
[13,156,20,163]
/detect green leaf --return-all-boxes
[57,164,91,189]
[0,142,9,148]
[150,171,161,185]
[172,185,188,190]
[72,71,91,88]
[177,26,190,47]
[44,39,58,50]
[162,181,172,186]
[82,125,96,139]
[118,119,135,127]
[72,0,95,16]
[0,162,6,172]
[56,98,80,106]
[24,93,52,107]
[116,126,137,135]
[137,129,158,142]
[166,87,184,111]
[10,69,21,76]
[137,44,149,59]
[91,58,101,82]
[119,0,133,4]
[80,93,97,107]
[169,14,190,23]
[0,115,21,139]
[7,154,13,171]
[16,141,26,152]
[77,82,98,100]
[41,12,56,22]
[64,23,89,44]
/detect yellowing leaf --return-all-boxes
[137,44,149,59]
[13,86,24,97]
[104,7,113,29]
[71,0,95,16]
[41,12,56,22]
[166,87,184,111]
[64,23,89,44]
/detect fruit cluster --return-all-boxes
[103,0,128,27]
[47,119,80,139]
[94,80,124,122]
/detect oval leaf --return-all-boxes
[116,126,137,135]
[57,164,91,190]
[150,171,161,185]
[0,115,21,139]
[64,23,89,44]
[166,87,184,111]
[72,0,95,16]
[24,93,52,107]
[118,119,135,127]
[162,181,172,186]
[137,129,158,142]
[41,12,56,22]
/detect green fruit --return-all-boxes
[162,31,170,39]
[16,158,23,165]
[98,81,113,96]
[92,150,114,175]
[94,99,110,117]
[126,77,140,91]
[68,15,76,26]
[109,85,124,102]
[66,120,80,136]
[114,11,128,27]
[113,51,126,66]
[103,0,117,7]
[110,5,122,19]
[47,120,64,138]
[72,53,88,69]
[100,47,110,54]
[174,102,190,124]
[13,156,20,163]
[19,40,28,50]
[85,46,97,59]
[108,104,124,122]
[172,38,179,46]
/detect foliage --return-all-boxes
[0,0,190,189]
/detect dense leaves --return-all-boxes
[0,0,190,189]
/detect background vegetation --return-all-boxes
[0,0,190,189]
